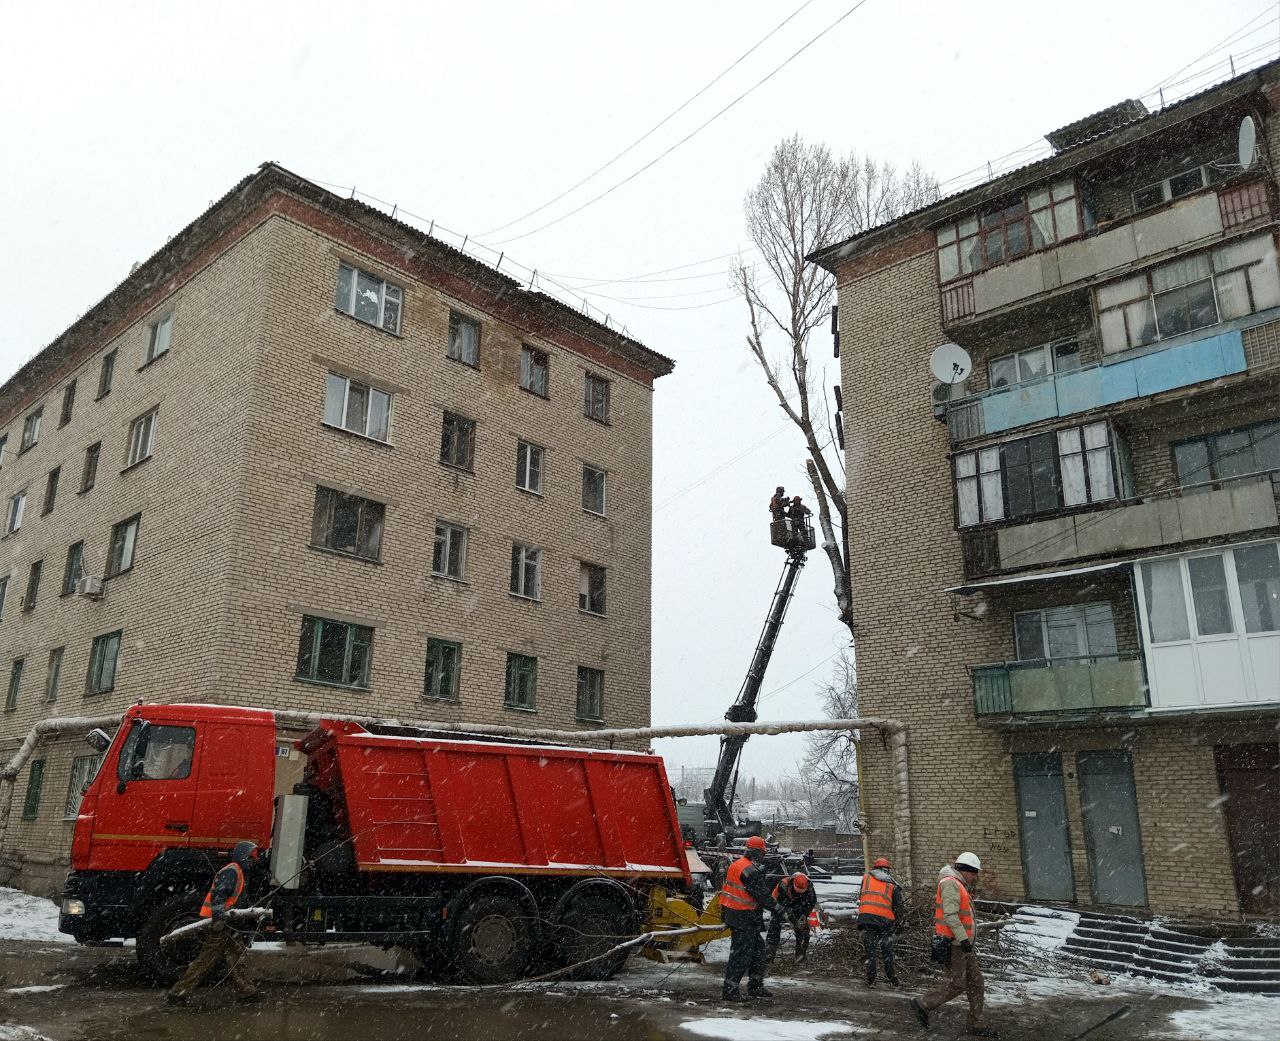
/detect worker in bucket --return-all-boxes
[167,841,263,1006]
[768,486,788,521]
[857,856,905,987]
[718,835,778,1001]
[910,852,997,1038]
[765,871,817,963]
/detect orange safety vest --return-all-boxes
[199,862,245,919]
[858,872,896,921]
[933,875,974,939]
[719,856,759,912]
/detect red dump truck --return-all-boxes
[58,704,699,983]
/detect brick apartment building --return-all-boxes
[815,64,1280,919]
[0,164,673,894]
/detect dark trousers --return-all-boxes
[169,922,256,997]
[860,921,896,982]
[766,910,810,959]
[722,909,767,995]
[921,948,985,1028]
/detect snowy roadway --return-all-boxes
[0,887,1274,1040]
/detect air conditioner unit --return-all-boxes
[76,576,104,599]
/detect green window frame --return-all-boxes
[296,616,373,689]
[425,639,461,701]
[504,653,537,711]
[21,760,44,821]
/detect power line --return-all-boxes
[489,0,878,246]
[480,0,822,237]
[546,248,760,286]
[1140,4,1276,96]
[656,424,793,511]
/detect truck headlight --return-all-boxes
[61,899,85,916]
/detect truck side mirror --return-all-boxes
[85,729,112,753]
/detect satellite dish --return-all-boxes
[929,342,973,385]
[1238,115,1258,170]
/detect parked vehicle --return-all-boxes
[59,704,700,983]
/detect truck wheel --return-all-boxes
[136,890,205,985]
[453,893,534,984]
[555,894,633,981]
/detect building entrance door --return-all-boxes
[1078,750,1148,906]
[1215,744,1280,916]
[1013,753,1075,902]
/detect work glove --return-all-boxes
[959,939,974,953]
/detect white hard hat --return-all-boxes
[955,851,982,871]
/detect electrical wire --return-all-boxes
[1140,4,1277,96]
[480,0,822,237]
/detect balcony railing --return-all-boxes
[972,652,1147,717]
[946,327,1247,441]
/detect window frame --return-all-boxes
[1013,602,1119,662]
[432,521,468,581]
[144,313,173,366]
[936,180,1082,283]
[41,466,60,516]
[987,340,1080,390]
[515,440,544,495]
[106,514,141,579]
[424,638,462,702]
[310,486,385,562]
[21,759,44,821]
[65,755,101,819]
[440,411,476,472]
[510,543,542,600]
[6,490,26,535]
[87,630,122,695]
[335,261,403,334]
[1130,165,1215,213]
[81,442,101,493]
[323,372,393,443]
[576,666,605,723]
[504,652,538,712]
[22,559,42,612]
[1172,419,1280,489]
[125,409,157,468]
[582,464,608,516]
[63,541,84,596]
[0,576,8,620]
[5,658,23,712]
[45,646,64,704]
[579,562,607,616]
[59,380,76,428]
[19,408,42,453]
[447,311,481,368]
[295,615,374,690]
[584,374,611,424]
[520,345,549,397]
[96,350,116,400]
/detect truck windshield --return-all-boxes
[117,723,196,782]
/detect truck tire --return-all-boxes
[554,893,634,981]
[453,893,534,984]
[136,890,205,985]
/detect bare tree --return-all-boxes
[734,135,938,633]
[801,651,859,831]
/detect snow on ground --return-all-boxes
[4,986,66,995]
[0,889,71,944]
[679,1018,857,1041]
[0,1027,53,1041]
[1001,906,1080,952]
[1166,993,1280,1041]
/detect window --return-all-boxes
[22,560,41,611]
[579,563,606,615]
[65,756,100,819]
[20,408,42,453]
[515,440,543,494]
[936,180,1080,281]
[0,576,8,619]
[1235,543,1280,633]
[5,659,23,711]
[1188,554,1233,636]
[447,311,480,366]
[145,314,173,365]
[954,423,1116,527]
[41,467,60,516]
[311,487,384,561]
[116,723,195,783]
[1131,165,1217,212]
[126,409,157,467]
[520,346,548,396]
[505,653,537,711]
[335,262,402,334]
[6,491,25,535]
[45,647,63,704]
[324,372,392,442]
[0,434,7,468]
[297,616,373,689]
[432,521,468,580]
[87,630,122,694]
[576,667,604,722]
[106,515,140,578]
[440,411,475,471]
[63,541,84,596]
[81,442,101,492]
[59,380,76,427]
[510,543,541,599]
[1097,235,1280,354]
[425,638,461,701]
[1014,603,1118,661]
[582,465,607,515]
[96,350,116,399]
[584,374,610,423]
[1174,421,1280,489]
[988,341,1080,390]
[21,760,44,820]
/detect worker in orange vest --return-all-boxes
[167,841,263,1006]
[910,852,997,1038]
[765,871,817,963]
[857,856,905,987]
[718,835,778,1001]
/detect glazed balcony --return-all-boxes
[972,652,1147,718]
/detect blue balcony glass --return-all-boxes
[949,328,1247,440]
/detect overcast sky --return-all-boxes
[1,1,1272,784]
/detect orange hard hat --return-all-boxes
[792,873,810,891]
[745,836,768,851]
[873,857,891,869]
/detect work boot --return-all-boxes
[765,945,778,963]
[865,969,876,987]
[886,974,902,989]
[236,990,264,1004]
[966,1027,999,1038]
[909,998,929,1028]
[748,986,774,1000]
[721,988,744,1002]
[165,992,190,1007]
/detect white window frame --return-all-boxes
[988,340,1080,390]
[126,409,157,467]
[1130,164,1217,212]
[1013,602,1118,662]
[582,464,608,516]
[145,314,173,364]
[432,521,468,580]
[6,491,26,535]
[106,515,140,578]
[447,311,480,366]
[516,440,543,494]
[324,372,392,442]
[20,408,42,452]
[510,543,542,600]
[335,262,403,334]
